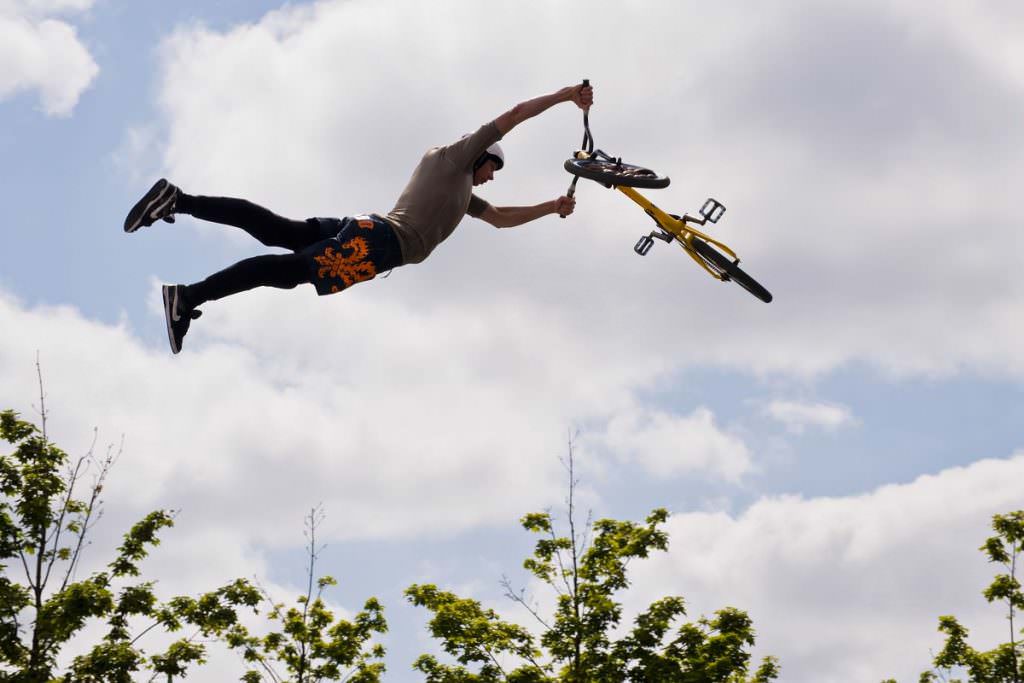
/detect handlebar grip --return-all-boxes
[580,79,592,118]
[559,177,579,219]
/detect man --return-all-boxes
[124,82,594,353]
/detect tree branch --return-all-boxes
[18,546,34,591]
[27,353,48,673]
[229,619,283,683]
[501,575,553,632]
[35,352,48,442]
[298,504,325,683]
[481,642,508,678]
[129,619,164,647]
[521,649,550,679]
[1009,540,1019,683]
[550,523,574,599]
[565,431,582,677]
[43,449,89,591]
[61,440,118,592]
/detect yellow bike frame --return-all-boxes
[615,185,739,281]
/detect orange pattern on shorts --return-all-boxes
[313,237,377,293]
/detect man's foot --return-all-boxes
[162,284,201,354]
[124,179,179,233]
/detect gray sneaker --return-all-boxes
[162,284,201,354]
[124,179,178,233]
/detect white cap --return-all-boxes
[483,142,504,170]
[465,134,505,171]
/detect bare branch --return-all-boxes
[566,429,583,677]
[579,509,594,557]
[35,351,48,442]
[500,575,553,632]
[224,612,284,683]
[256,653,283,683]
[298,503,325,683]
[61,439,119,592]
[46,449,88,547]
[18,548,33,591]
[28,353,49,673]
[550,522,574,599]
[241,632,284,683]
[252,576,283,622]
[43,446,91,592]
[521,649,550,679]
[130,619,164,648]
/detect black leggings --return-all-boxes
[177,194,317,307]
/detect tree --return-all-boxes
[406,437,779,682]
[919,510,1024,683]
[215,506,387,683]
[0,370,261,682]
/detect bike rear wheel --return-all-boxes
[688,238,773,303]
[564,158,670,189]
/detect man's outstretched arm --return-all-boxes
[479,196,576,228]
[494,83,593,136]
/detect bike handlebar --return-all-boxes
[560,78,590,219]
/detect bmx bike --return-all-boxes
[562,81,773,304]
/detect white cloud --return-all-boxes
[626,453,1024,683]
[0,0,97,116]
[599,406,752,481]
[111,124,162,184]
[1,273,744,558]
[764,400,856,434]
[0,288,564,545]
[13,0,94,12]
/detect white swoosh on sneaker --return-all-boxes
[171,288,181,322]
[149,193,175,221]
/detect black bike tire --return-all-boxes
[688,238,773,303]
[564,158,670,189]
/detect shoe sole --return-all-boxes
[162,285,181,354]
[124,179,173,233]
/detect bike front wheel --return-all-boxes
[564,158,670,189]
[688,238,773,303]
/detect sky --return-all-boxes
[1,0,1023,681]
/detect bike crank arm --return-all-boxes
[634,229,674,255]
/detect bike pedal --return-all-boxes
[634,235,654,256]
[700,198,726,223]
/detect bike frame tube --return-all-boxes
[615,185,739,280]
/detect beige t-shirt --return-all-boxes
[384,121,502,264]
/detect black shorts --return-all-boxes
[302,214,404,295]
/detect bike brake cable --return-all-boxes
[581,107,594,154]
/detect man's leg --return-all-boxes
[163,253,309,354]
[183,253,309,307]
[124,179,323,251]
[175,194,323,251]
